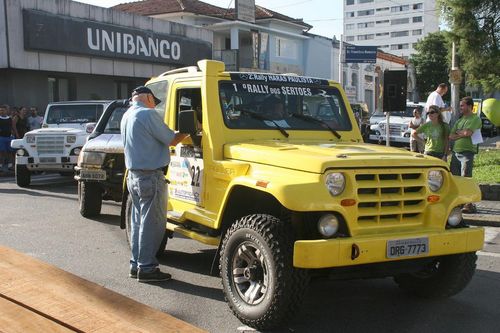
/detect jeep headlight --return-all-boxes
[67,135,76,143]
[325,172,345,196]
[79,151,105,166]
[25,135,35,143]
[447,207,462,227]
[428,170,444,192]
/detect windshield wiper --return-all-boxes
[236,108,289,138]
[291,113,341,139]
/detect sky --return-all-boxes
[75,0,344,39]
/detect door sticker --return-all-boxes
[168,145,203,204]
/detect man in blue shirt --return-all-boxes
[121,86,188,282]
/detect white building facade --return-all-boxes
[343,0,439,59]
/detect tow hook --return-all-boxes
[351,243,360,260]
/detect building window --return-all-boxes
[276,37,297,59]
[346,11,355,18]
[346,36,355,41]
[412,29,422,35]
[365,75,373,82]
[358,34,374,40]
[115,81,134,99]
[379,45,389,49]
[376,7,389,12]
[391,18,410,25]
[358,0,374,3]
[391,43,409,50]
[346,0,354,5]
[48,77,76,102]
[413,3,423,10]
[391,30,409,37]
[358,22,375,28]
[376,32,390,37]
[357,9,374,16]
[413,16,423,23]
[391,5,409,12]
[376,20,390,24]
[346,23,355,30]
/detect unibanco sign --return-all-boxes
[23,9,212,66]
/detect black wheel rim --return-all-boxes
[231,242,269,305]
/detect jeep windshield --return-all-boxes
[46,104,104,124]
[103,107,128,134]
[219,80,352,133]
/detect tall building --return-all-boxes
[343,0,439,58]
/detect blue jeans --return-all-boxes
[450,151,475,177]
[127,169,166,273]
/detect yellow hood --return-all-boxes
[224,140,447,173]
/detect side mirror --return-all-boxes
[85,122,97,134]
[178,109,197,134]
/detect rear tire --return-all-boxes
[219,214,309,330]
[15,164,30,187]
[394,252,477,298]
[125,195,169,258]
[79,181,102,217]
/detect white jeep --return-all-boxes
[11,101,109,187]
[368,102,425,146]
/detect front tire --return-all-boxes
[219,214,309,330]
[394,252,477,298]
[78,181,102,217]
[15,164,30,187]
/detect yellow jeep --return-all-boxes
[121,60,483,330]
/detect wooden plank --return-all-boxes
[0,297,74,333]
[0,246,206,333]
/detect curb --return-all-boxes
[465,219,500,227]
[480,183,500,201]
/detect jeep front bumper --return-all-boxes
[15,155,78,171]
[293,227,484,268]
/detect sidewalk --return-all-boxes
[464,200,500,227]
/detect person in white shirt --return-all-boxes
[425,83,452,123]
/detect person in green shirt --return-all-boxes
[413,105,449,160]
[449,96,482,213]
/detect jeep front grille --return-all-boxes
[355,171,425,225]
[36,136,65,155]
[380,124,402,136]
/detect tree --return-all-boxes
[438,0,500,94]
[410,31,451,101]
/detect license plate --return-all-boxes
[387,237,429,258]
[80,170,106,180]
[39,157,57,163]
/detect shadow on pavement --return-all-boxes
[87,214,121,226]
[147,278,225,303]
[159,249,217,276]
[283,269,500,333]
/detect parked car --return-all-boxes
[11,100,109,187]
[74,100,128,217]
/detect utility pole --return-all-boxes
[449,42,462,124]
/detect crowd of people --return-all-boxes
[0,104,43,172]
[408,84,482,213]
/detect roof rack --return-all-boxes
[158,66,199,77]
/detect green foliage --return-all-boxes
[438,0,500,94]
[473,149,500,183]
[410,32,451,99]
